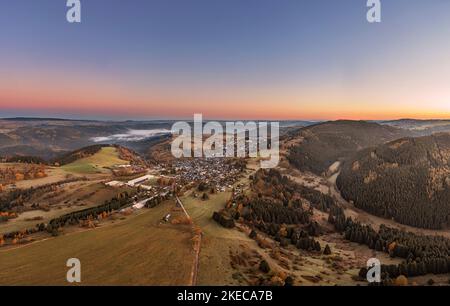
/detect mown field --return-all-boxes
[181,192,255,285]
[61,147,129,174]
[0,201,195,285]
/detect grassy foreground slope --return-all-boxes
[181,192,255,285]
[61,147,129,174]
[0,201,194,285]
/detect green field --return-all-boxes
[61,147,129,174]
[0,201,195,285]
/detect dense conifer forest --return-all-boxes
[337,133,450,229]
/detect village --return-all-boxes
[103,157,247,215]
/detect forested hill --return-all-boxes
[337,133,450,229]
[286,120,412,175]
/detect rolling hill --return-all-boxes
[61,147,129,174]
[0,118,173,159]
[336,133,450,229]
[285,120,413,175]
[54,144,146,174]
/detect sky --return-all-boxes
[1,0,450,120]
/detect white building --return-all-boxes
[127,174,155,187]
[105,180,125,187]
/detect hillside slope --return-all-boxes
[54,145,146,174]
[337,133,450,229]
[286,120,412,175]
[0,201,195,285]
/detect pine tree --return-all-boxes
[323,244,332,255]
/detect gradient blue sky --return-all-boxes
[1,0,450,120]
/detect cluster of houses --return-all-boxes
[104,157,246,214]
[170,158,244,193]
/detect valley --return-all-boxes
[0,119,449,286]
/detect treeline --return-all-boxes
[250,221,322,252]
[1,225,43,244]
[328,205,450,279]
[0,177,86,211]
[51,144,108,165]
[48,192,132,229]
[144,192,173,208]
[3,156,47,164]
[212,211,235,228]
[337,134,450,229]
[1,191,133,243]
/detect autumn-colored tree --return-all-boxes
[388,241,397,253]
[192,226,202,236]
[171,216,192,225]
[15,172,25,181]
[270,275,284,286]
[277,271,287,281]
[36,171,46,178]
[278,225,288,238]
[394,275,408,286]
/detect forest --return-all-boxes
[286,120,410,175]
[328,205,450,280]
[337,134,450,229]
[213,169,325,253]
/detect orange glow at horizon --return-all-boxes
[1,67,450,121]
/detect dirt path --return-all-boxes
[181,192,255,285]
[176,196,202,286]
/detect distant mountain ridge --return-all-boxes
[1,117,92,122]
[0,119,174,159]
[381,119,450,135]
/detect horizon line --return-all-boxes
[1,116,450,123]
